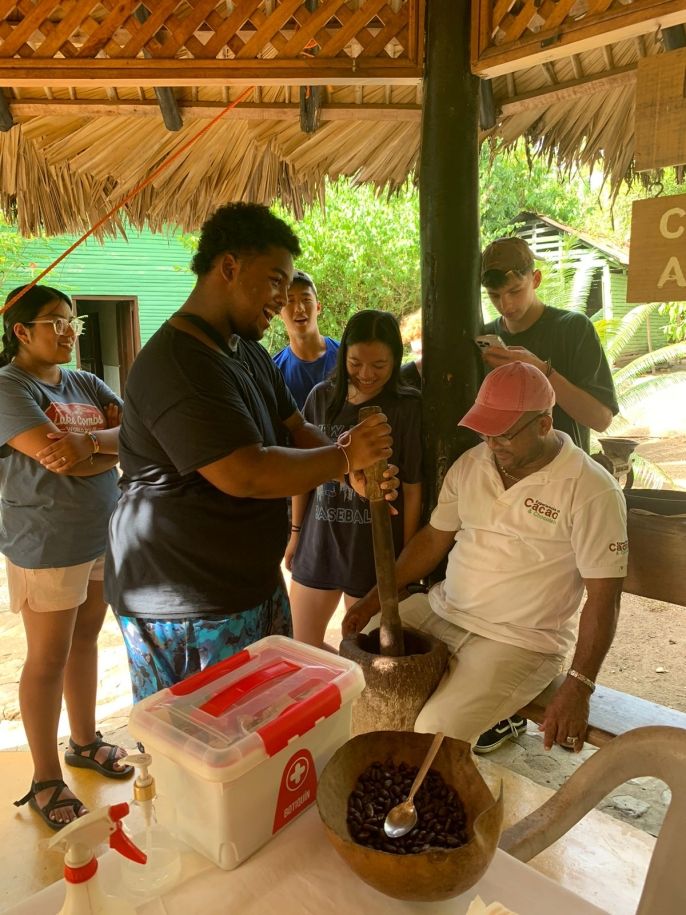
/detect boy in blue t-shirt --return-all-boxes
[272,270,339,409]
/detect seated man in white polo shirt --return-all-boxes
[342,362,627,752]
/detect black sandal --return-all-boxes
[64,730,133,780]
[14,778,86,831]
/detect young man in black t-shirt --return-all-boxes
[105,203,396,702]
[474,235,619,753]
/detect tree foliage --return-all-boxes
[181,142,606,352]
[658,302,686,343]
[268,181,421,354]
[479,143,585,243]
[0,217,31,290]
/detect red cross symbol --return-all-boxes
[287,756,309,789]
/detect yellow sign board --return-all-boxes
[627,194,686,303]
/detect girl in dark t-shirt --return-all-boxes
[286,310,423,649]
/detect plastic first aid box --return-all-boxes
[128,635,365,870]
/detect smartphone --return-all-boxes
[475,334,506,349]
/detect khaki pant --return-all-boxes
[366,593,565,745]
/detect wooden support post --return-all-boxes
[420,0,481,515]
[479,79,496,130]
[662,25,686,50]
[134,5,182,132]
[0,90,13,131]
[300,0,324,133]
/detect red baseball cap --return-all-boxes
[459,362,555,436]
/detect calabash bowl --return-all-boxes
[316,730,503,902]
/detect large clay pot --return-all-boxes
[317,730,503,902]
[339,626,449,735]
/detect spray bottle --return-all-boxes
[120,752,182,895]
[47,803,145,915]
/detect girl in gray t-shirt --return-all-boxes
[0,284,131,833]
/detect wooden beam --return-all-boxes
[662,24,686,49]
[473,0,686,78]
[479,78,496,129]
[299,0,323,134]
[0,58,423,87]
[499,64,637,117]
[6,99,422,121]
[133,4,183,132]
[541,61,557,85]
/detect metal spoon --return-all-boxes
[383,732,445,838]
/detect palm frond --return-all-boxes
[569,257,602,313]
[613,342,686,387]
[613,372,686,410]
[631,453,675,490]
[592,315,622,345]
[602,303,662,365]
[542,245,602,313]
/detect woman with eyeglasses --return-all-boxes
[0,284,131,832]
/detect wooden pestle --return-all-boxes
[359,405,405,657]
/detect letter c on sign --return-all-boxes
[659,208,685,240]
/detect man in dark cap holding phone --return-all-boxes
[479,236,618,454]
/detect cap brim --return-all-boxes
[458,404,524,436]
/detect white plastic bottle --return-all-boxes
[47,803,144,915]
[120,752,182,896]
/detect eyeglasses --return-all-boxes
[479,413,547,446]
[24,317,86,336]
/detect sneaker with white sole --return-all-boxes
[473,716,528,754]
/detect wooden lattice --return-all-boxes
[0,0,422,63]
[472,0,686,78]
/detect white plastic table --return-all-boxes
[7,807,609,915]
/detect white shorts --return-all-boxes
[5,555,105,614]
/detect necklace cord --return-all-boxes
[495,433,562,483]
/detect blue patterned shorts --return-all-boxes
[116,581,292,703]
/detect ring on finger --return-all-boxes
[60,456,67,464]
[564,736,579,746]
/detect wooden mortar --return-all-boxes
[339,405,449,734]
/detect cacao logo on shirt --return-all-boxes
[524,497,560,523]
[45,401,105,433]
[609,540,629,553]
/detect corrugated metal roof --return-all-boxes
[515,211,630,266]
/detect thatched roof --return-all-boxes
[0,1,682,236]
[490,30,668,191]
[0,85,422,237]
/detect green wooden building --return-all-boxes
[1,225,195,395]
